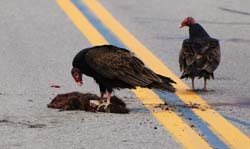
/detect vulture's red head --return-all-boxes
[179,17,196,28]
[71,67,83,86]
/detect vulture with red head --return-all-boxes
[71,45,176,109]
[179,17,221,91]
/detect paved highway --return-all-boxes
[0,0,250,148]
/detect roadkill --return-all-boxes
[47,92,129,114]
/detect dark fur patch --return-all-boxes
[47,92,129,114]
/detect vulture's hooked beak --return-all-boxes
[76,81,83,86]
[179,24,184,28]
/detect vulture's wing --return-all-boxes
[192,38,221,73]
[203,39,220,73]
[85,46,162,87]
[179,38,220,73]
[179,39,196,72]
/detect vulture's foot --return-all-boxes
[97,102,111,113]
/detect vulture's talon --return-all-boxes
[97,103,111,112]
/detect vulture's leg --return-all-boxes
[100,92,105,98]
[99,92,105,103]
[103,92,111,109]
[99,85,106,103]
[203,78,207,91]
[191,78,195,91]
[106,92,111,104]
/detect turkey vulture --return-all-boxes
[179,17,220,91]
[71,45,176,108]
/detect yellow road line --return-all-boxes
[56,0,212,148]
[56,0,106,45]
[83,0,250,148]
[135,88,212,149]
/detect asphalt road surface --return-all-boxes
[0,0,250,148]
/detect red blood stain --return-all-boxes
[50,85,61,88]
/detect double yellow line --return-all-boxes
[57,0,250,148]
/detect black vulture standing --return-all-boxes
[179,17,221,91]
[71,45,176,109]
